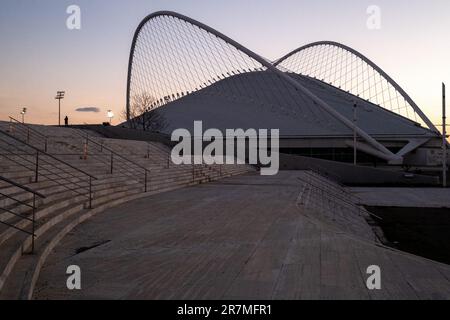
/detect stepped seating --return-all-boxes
[0,121,255,299]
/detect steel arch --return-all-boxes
[126,12,401,161]
[274,41,439,134]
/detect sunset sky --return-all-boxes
[0,0,449,129]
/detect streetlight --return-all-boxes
[20,107,27,123]
[443,83,447,188]
[107,110,114,124]
[55,91,65,126]
[353,102,358,166]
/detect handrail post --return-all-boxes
[35,151,39,183]
[83,138,88,160]
[44,138,48,153]
[9,118,14,134]
[27,127,30,144]
[110,153,114,174]
[89,176,92,209]
[31,193,36,254]
[144,169,148,192]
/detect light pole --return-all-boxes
[353,102,357,166]
[107,110,114,125]
[20,107,27,123]
[443,83,447,188]
[55,91,65,126]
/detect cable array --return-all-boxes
[276,43,423,125]
[127,14,345,134]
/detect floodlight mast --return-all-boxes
[443,83,447,188]
[20,107,27,123]
[107,110,114,124]
[55,91,65,126]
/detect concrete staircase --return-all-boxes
[296,170,380,242]
[0,121,255,299]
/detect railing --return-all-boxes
[145,140,227,181]
[0,128,97,208]
[71,130,150,192]
[5,119,158,194]
[146,142,171,168]
[0,175,46,253]
[304,170,357,203]
[3,119,232,196]
[297,175,359,211]
[76,133,226,188]
[297,171,383,221]
[8,117,49,152]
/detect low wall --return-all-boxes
[70,125,174,147]
[280,153,440,186]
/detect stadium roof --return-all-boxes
[151,71,435,138]
[125,11,441,163]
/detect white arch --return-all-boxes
[126,12,401,161]
[275,41,439,134]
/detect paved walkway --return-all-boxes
[34,172,450,299]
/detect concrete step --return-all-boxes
[0,176,142,225]
[0,121,255,299]
[0,167,244,245]
[0,166,252,256]
[0,177,219,299]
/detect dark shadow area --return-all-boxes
[366,206,450,265]
[74,240,111,255]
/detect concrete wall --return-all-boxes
[70,125,175,147]
[280,153,440,186]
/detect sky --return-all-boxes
[0,0,449,129]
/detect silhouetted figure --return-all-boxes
[64,116,69,126]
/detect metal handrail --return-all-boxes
[0,142,89,195]
[9,117,48,140]
[0,175,46,199]
[0,127,96,209]
[0,175,46,253]
[0,129,97,180]
[77,131,148,171]
[8,117,49,152]
[4,120,150,193]
[297,174,383,221]
[146,142,171,168]
[304,169,358,199]
[147,141,171,155]
[6,119,149,174]
[0,144,92,207]
[72,130,150,192]
[297,176,359,208]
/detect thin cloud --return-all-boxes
[75,107,101,113]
